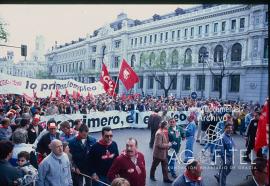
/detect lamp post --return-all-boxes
[200,51,209,99]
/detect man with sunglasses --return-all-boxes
[89,126,119,186]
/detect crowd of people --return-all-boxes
[0,93,269,186]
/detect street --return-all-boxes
[91,128,251,186]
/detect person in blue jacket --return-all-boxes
[68,124,96,186]
[184,114,197,163]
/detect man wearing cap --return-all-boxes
[184,114,197,163]
[27,114,44,144]
[243,109,260,162]
[37,119,60,158]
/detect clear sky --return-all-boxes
[0,4,199,62]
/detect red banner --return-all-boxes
[100,63,116,96]
[119,59,139,91]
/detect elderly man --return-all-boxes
[172,159,205,186]
[107,138,146,186]
[37,139,73,186]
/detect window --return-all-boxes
[212,75,221,92]
[160,33,163,41]
[154,34,157,43]
[157,76,165,89]
[191,27,194,36]
[231,43,242,61]
[184,29,188,37]
[160,51,166,66]
[214,23,218,33]
[91,60,96,69]
[140,53,145,67]
[264,38,268,58]
[198,47,208,63]
[170,75,177,90]
[92,46,96,52]
[182,75,190,90]
[266,11,268,23]
[144,36,147,43]
[222,21,226,32]
[196,75,205,91]
[114,56,120,68]
[184,48,192,64]
[148,76,154,89]
[198,26,202,35]
[252,39,258,57]
[140,37,142,44]
[171,49,179,65]
[150,35,152,43]
[131,55,136,67]
[115,40,121,48]
[172,31,175,40]
[165,32,168,40]
[131,39,133,46]
[205,25,209,34]
[229,75,240,92]
[177,30,181,38]
[231,19,236,30]
[214,45,224,62]
[149,52,155,66]
[135,38,137,45]
[139,76,143,89]
[240,18,245,28]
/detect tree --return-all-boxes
[205,42,236,99]
[136,50,179,97]
[0,18,8,42]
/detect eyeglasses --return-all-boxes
[17,159,26,162]
[104,134,113,138]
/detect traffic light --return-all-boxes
[21,45,27,57]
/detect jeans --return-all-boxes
[167,153,176,174]
[185,136,194,162]
[217,158,232,186]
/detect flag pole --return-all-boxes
[113,65,121,100]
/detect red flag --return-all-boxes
[119,59,139,91]
[23,93,33,104]
[55,88,61,98]
[65,89,69,101]
[100,63,117,96]
[72,90,77,100]
[255,100,269,152]
[33,89,37,99]
[77,90,81,98]
[49,91,53,100]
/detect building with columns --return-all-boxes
[45,4,268,103]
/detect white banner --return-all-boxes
[0,73,105,98]
[40,110,189,132]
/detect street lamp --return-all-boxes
[200,51,209,99]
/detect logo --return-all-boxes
[123,69,130,80]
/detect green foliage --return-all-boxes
[0,18,8,42]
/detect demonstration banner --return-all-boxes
[0,73,105,98]
[40,110,189,132]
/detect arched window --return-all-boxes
[149,52,155,66]
[171,49,178,65]
[231,43,242,61]
[184,48,192,64]
[198,47,208,63]
[160,51,166,65]
[131,54,136,67]
[214,45,224,62]
[140,53,145,67]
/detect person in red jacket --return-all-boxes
[107,137,146,186]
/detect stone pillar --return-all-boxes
[204,74,211,99]
[165,74,169,89]
[190,74,196,92]
[153,77,157,96]
[176,73,182,98]
[143,74,147,96]
[222,76,228,100]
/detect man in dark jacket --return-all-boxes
[148,108,162,148]
[68,124,96,186]
[89,127,119,185]
[243,109,260,162]
[0,140,23,186]
[36,119,60,157]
